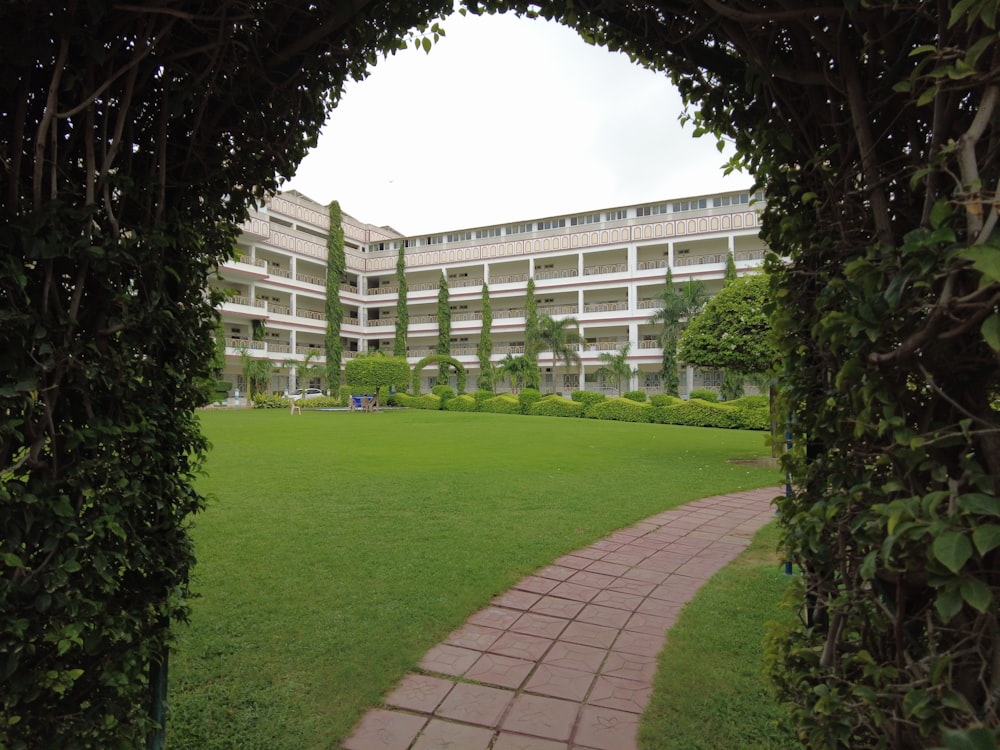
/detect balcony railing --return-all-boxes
[227,295,267,309]
[675,253,726,266]
[534,268,579,280]
[269,303,291,315]
[448,277,484,288]
[489,273,529,285]
[636,299,660,310]
[537,304,579,316]
[339,283,359,294]
[452,311,483,322]
[269,267,292,279]
[369,318,396,327]
[583,301,628,313]
[583,262,627,276]
[736,248,767,262]
[369,286,399,295]
[636,259,669,271]
[295,272,325,286]
[493,344,526,355]
[296,309,325,321]
[493,309,525,320]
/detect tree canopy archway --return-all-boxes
[411,354,467,395]
[4,2,998,747]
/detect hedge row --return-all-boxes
[394,389,769,430]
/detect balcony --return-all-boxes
[489,273,529,285]
[675,253,726,267]
[583,262,627,276]
[582,301,628,314]
[534,268,579,281]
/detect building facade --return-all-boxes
[213,189,767,399]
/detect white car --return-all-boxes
[288,388,323,401]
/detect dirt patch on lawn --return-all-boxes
[728,456,781,469]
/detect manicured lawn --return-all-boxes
[168,408,781,750]
[640,521,800,749]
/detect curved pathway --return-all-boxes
[342,486,780,750]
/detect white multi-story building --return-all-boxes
[213,189,767,399]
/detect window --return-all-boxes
[426,235,443,245]
[505,222,533,235]
[446,230,472,243]
[570,213,601,226]
[536,218,566,230]
[475,226,502,239]
[604,209,626,221]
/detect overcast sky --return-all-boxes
[281,8,752,237]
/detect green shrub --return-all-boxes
[252,393,288,409]
[623,390,647,402]
[444,394,476,412]
[480,394,521,415]
[571,390,606,407]
[518,388,542,414]
[472,390,494,409]
[650,394,684,407]
[689,389,719,402]
[731,394,769,408]
[584,397,653,423]
[300,396,340,408]
[529,396,584,418]
[431,384,454,399]
[728,399,770,430]
[651,400,747,429]
[413,394,441,410]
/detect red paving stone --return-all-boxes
[341,486,779,750]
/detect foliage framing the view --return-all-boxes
[469,0,1000,746]
[0,2,454,746]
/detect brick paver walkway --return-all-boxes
[342,487,780,750]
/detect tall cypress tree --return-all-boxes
[522,278,541,390]
[394,243,409,358]
[436,272,451,385]
[720,248,744,399]
[477,283,493,391]
[325,201,345,396]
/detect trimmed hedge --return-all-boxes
[444,394,476,411]
[253,393,288,408]
[480,394,521,415]
[393,393,441,410]
[571,390,606,407]
[650,397,769,430]
[518,388,542,414]
[689,389,719,402]
[623,390,647,403]
[529,395,585,418]
[650,394,684,407]
[584,397,653,423]
[472,390,495,408]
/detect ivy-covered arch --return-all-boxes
[411,354,467,395]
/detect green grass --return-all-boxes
[169,408,782,749]
[639,522,800,749]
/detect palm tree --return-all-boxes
[284,348,326,394]
[593,342,637,397]
[537,314,582,393]
[649,269,707,395]
[496,353,535,394]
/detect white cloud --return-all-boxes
[282,10,751,236]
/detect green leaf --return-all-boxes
[2,552,24,567]
[421,36,431,53]
[960,577,992,612]
[973,524,1000,555]
[961,493,1000,516]
[935,586,964,621]
[982,312,1000,351]
[941,727,1000,750]
[956,245,1000,285]
[933,530,973,573]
